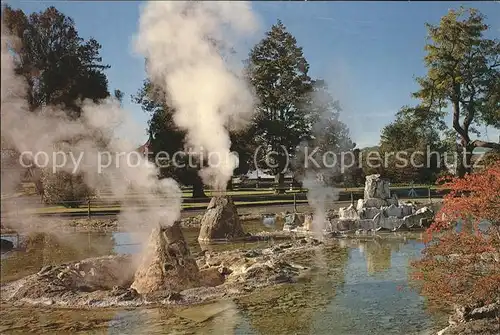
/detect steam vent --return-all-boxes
[328,174,434,232]
[198,196,246,242]
[131,222,200,294]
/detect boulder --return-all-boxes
[198,196,245,242]
[7,255,134,301]
[329,219,357,232]
[383,204,403,218]
[402,206,434,228]
[283,213,303,231]
[131,223,200,294]
[199,267,225,287]
[338,204,359,220]
[303,214,314,231]
[359,207,383,220]
[373,213,404,231]
[364,174,391,200]
[356,198,388,210]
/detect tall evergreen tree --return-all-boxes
[246,20,314,192]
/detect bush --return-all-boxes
[411,162,500,310]
[40,169,94,208]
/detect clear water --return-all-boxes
[0,222,447,334]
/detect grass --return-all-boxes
[19,196,441,215]
[25,199,311,214]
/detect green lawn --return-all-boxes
[27,199,311,214]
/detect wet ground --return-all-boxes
[0,220,448,334]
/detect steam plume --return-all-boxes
[134,1,260,191]
[1,22,182,233]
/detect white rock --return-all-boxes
[364,174,391,199]
[384,204,403,218]
[339,205,359,220]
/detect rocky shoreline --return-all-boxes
[1,237,341,309]
[0,213,266,235]
[436,302,499,335]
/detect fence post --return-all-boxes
[87,198,91,220]
[293,193,297,213]
[428,187,432,204]
[350,192,354,206]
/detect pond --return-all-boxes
[0,221,447,334]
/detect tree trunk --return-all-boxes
[192,175,206,198]
[226,178,233,191]
[456,146,473,178]
[274,172,285,194]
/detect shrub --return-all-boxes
[411,162,500,310]
[41,169,94,208]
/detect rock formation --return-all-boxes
[131,222,200,294]
[282,212,304,231]
[198,196,245,242]
[327,174,434,233]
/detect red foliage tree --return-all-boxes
[412,162,500,309]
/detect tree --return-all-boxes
[293,79,356,186]
[2,5,110,117]
[2,5,112,204]
[40,169,94,207]
[411,160,500,311]
[309,80,354,153]
[246,20,314,193]
[114,89,124,105]
[133,79,206,197]
[412,7,500,177]
[379,106,445,184]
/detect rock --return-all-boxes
[283,213,303,231]
[339,205,359,220]
[439,301,500,335]
[356,198,389,210]
[364,174,391,199]
[383,204,403,218]
[329,219,357,232]
[403,206,434,228]
[400,203,415,217]
[6,255,134,301]
[303,214,314,231]
[131,223,200,294]
[262,214,277,228]
[373,213,404,231]
[199,267,225,287]
[111,286,139,301]
[359,207,383,220]
[198,196,245,242]
[0,238,14,252]
[37,265,54,276]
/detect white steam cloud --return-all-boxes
[1,22,182,233]
[134,1,260,191]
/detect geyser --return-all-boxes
[134,1,260,191]
[1,21,183,235]
[198,196,245,242]
[131,222,200,294]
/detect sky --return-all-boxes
[3,1,500,149]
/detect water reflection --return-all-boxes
[0,223,446,334]
[312,239,435,335]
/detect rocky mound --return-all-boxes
[438,301,499,335]
[198,196,245,242]
[1,238,334,308]
[131,222,201,294]
[1,254,134,302]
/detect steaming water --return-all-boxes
[0,221,448,334]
